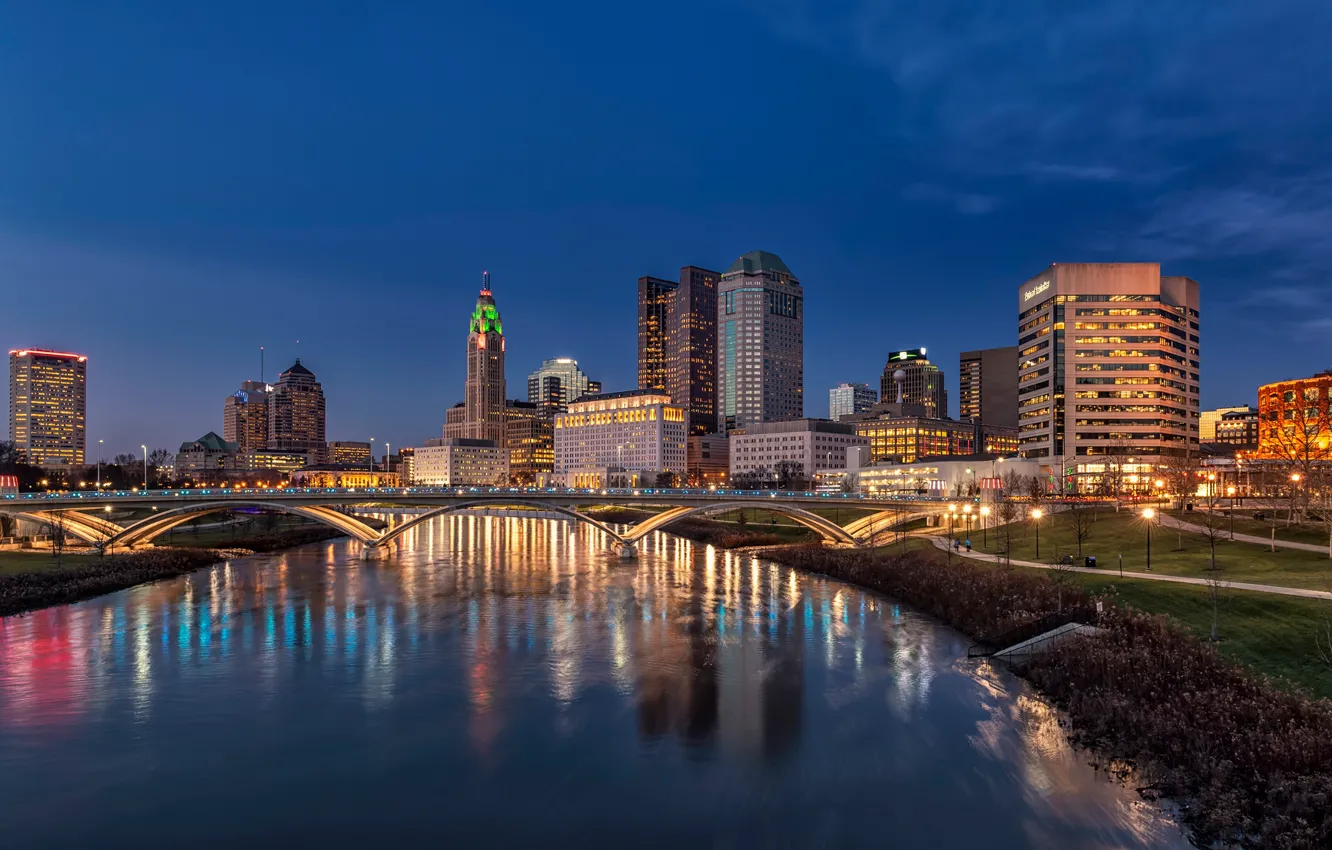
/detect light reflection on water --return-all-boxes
[0,515,1187,849]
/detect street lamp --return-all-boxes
[97,439,104,490]
[141,445,148,490]
[370,438,375,477]
[1227,486,1237,539]
[980,505,991,548]
[946,504,958,563]
[1142,507,1156,571]
[963,504,973,545]
[1031,508,1044,560]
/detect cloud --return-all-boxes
[901,183,999,214]
[745,0,1332,180]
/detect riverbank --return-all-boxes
[764,543,1332,849]
[0,527,348,618]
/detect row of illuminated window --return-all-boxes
[1075,390,1199,406]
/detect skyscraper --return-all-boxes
[878,348,947,419]
[717,251,803,432]
[223,380,269,454]
[1016,263,1200,486]
[7,348,87,468]
[670,265,719,436]
[829,383,877,420]
[464,272,507,444]
[268,359,326,461]
[638,266,720,435]
[637,276,677,392]
[958,346,1019,428]
[526,357,595,415]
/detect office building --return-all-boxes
[8,348,87,468]
[236,448,310,477]
[959,346,1019,428]
[1257,373,1332,460]
[394,447,415,484]
[1016,263,1200,486]
[1201,405,1255,444]
[686,434,729,486]
[412,439,510,487]
[443,402,466,442]
[268,359,327,462]
[505,400,554,484]
[638,264,719,435]
[717,251,803,432]
[844,403,1019,464]
[828,383,877,421]
[223,381,269,454]
[638,276,677,393]
[464,272,507,444]
[1214,407,1259,451]
[327,441,372,465]
[527,358,597,415]
[728,419,867,483]
[879,349,948,419]
[553,390,686,483]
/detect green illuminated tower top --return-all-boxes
[469,271,503,336]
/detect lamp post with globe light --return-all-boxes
[1142,507,1156,571]
[1031,508,1044,560]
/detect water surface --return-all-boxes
[0,516,1187,849]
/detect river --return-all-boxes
[0,515,1189,849]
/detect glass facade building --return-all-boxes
[828,383,877,421]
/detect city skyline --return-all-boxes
[5,3,1332,453]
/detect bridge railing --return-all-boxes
[2,486,960,507]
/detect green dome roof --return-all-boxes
[726,250,793,276]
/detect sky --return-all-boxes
[4,1,1332,458]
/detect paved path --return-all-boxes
[928,537,1332,601]
[1158,512,1332,555]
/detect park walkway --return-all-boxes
[1157,512,1331,555]
[927,536,1332,601]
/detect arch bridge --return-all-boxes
[0,488,951,559]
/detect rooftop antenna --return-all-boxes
[482,270,491,294]
[260,346,265,384]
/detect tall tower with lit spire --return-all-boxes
[464,271,507,444]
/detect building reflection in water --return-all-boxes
[0,512,1188,849]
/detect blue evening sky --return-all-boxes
[4,1,1330,456]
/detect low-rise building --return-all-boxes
[236,448,311,477]
[412,439,509,486]
[728,419,867,486]
[686,434,729,486]
[850,455,1041,499]
[553,389,686,479]
[327,441,373,465]
[174,432,239,482]
[845,402,1019,464]
[1210,406,1258,451]
[289,465,401,488]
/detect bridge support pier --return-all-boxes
[361,544,387,561]
[617,543,638,560]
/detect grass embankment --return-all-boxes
[973,508,1332,590]
[768,542,1332,848]
[0,521,352,617]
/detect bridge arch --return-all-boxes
[374,500,626,549]
[103,501,382,550]
[843,509,938,541]
[623,502,859,546]
[0,508,125,545]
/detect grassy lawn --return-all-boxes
[1169,508,1332,548]
[881,537,1332,699]
[969,508,1332,591]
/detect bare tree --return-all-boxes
[1000,469,1027,501]
[1062,500,1096,557]
[1024,473,1045,504]
[1314,467,1332,559]
[1260,386,1332,525]
[48,509,68,568]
